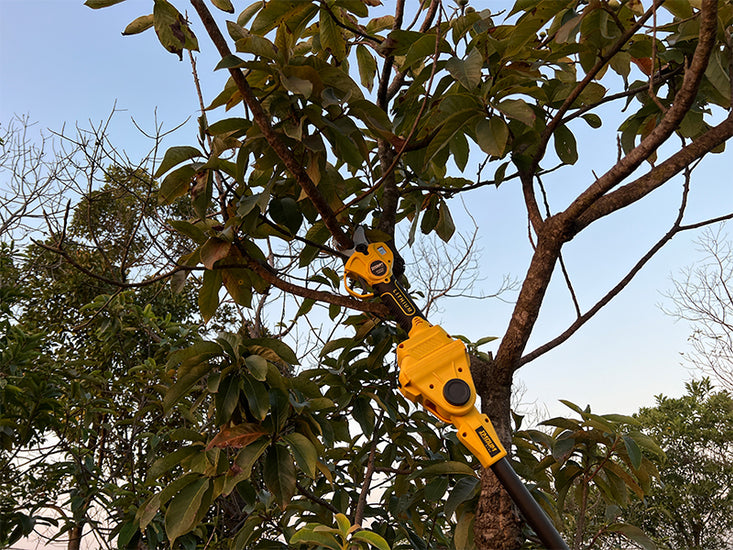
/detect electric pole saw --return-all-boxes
[343,228,569,550]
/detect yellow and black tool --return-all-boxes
[344,228,568,549]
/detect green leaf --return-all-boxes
[446,48,483,90]
[495,99,535,127]
[411,461,476,478]
[210,0,234,13]
[627,431,665,459]
[214,54,247,71]
[200,238,231,270]
[84,0,127,8]
[280,73,313,98]
[436,200,455,243]
[135,493,161,531]
[403,33,449,71]
[245,355,268,381]
[622,435,642,470]
[662,0,693,18]
[233,437,269,478]
[282,432,317,478]
[268,197,302,234]
[444,476,480,518]
[581,113,602,129]
[250,0,314,36]
[199,269,222,323]
[247,338,299,365]
[320,8,346,62]
[335,513,351,535]
[158,165,195,205]
[164,477,210,545]
[475,117,509,157]
[241,377,270,421]
[235,34,278,60]
[164,346,219,412]
[207,117,251,136]
[155,146,203,177]
[352,530,391,550]
[122,14,154,35]
[608,523,657,550]
[551,437,575,462]
[167,219,206,244]
[705,50,732,104]
[153,0,199,59]
[425,109,482,164]
[264,444,296,509]
[554,124,578,165]
[290,529,341,550]
[356,44,377,91]
[454,513,475,550]
[221,267,253,308]
[147,446,201,481]
[215,375,240,424]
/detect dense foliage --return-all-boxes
[3,0,733,548]
[628,379,733,550]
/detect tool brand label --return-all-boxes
[381,287,416,316]
[475,426,502,457]
[370,260,388,277]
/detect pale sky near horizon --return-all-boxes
[1,0,731,427]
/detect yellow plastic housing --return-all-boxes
[396,319,507,468]
[343,243,394,298]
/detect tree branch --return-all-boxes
[239,246,389,317]
[532,0,665,172]
[574,110,733,232]
[353,410,385,526]
[562,0,718,224]
[521,181,733,366]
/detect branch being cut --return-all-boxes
[189,0,352,250]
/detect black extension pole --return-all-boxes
[492,458,569,549]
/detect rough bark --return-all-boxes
[472,355,524,548]
[67,524,82,550]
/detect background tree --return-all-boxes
[665,223,733,391]
[23,0,733,547]
[0,158,211,549]
[626,378,733,550]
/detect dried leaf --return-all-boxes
[207,423,268,450]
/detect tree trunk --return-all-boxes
[67,524,83,550]
[471,219,567,549]
[472,356,523,549]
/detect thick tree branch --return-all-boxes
[574,111,733,232]
[493,1,719,383]
[189,0,352,250]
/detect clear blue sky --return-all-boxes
[2,0,731,419]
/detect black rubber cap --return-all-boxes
[443,378,471,406]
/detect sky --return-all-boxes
[1,0,732,427]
